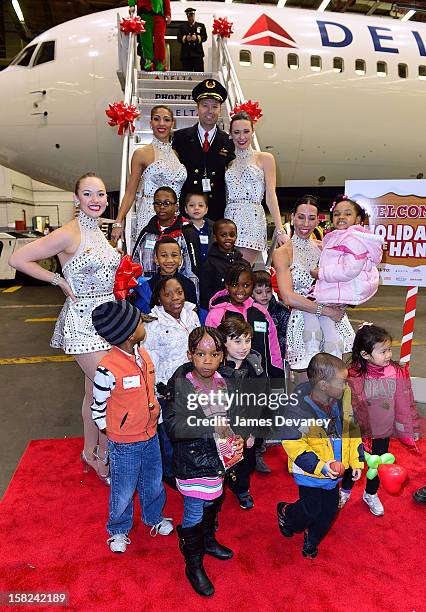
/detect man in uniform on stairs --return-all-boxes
[177,7,207,72]
[172,79,235,222]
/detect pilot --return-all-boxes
[177,7,207,72]
[172,79,235,221]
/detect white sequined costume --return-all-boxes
[135,137,187,236]
[51,211,120,354]
[286,235,355,369]
[224,147,267,251]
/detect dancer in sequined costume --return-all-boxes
[224,111,287,265]
[112,105,186,247]
[273,195,354,375]
[9,173,120,483]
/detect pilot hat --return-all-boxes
[192,79,228,104]
[185,7,196,14]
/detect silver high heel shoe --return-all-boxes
[94,445,111,486]
[81,448,111,486]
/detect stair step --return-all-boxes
[137,79,204,91]
[137,71,213,80]
[137,95,196,105]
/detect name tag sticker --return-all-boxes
[145,239,156,250]
[202,178,211,192]
[253,321,267,333]
[123,375,141,389]
[200,235,209,244]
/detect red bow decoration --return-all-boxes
[120,16,146,35]
[105,101,140,136]
[231,100,263,124]
[212,17,234,38]
[114,255,143,300]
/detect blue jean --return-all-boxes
[107,435,166,536]
[182,496,213,528]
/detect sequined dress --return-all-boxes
[286,235,355,369]
[50,212,120,354]
[135,137,187,236]
[224,147,267,251]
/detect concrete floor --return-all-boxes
[0,281,424,498]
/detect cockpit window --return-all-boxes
[33,41,55,66]
[14,44,37,67]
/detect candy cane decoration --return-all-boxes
[399,286,418,364]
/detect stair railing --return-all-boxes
[117,16,139,251]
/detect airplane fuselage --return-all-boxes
[1,2,426,191]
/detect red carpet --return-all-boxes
[0,438,425,612]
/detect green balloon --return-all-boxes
[366,467,378,480]
[380,453,395,464]
[367,454,381,469]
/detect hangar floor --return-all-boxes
[0,282,424,498]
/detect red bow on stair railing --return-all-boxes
[105,101,140,136]
[120,16,146,35]
[114,255,143,300]
[212,17,234,38]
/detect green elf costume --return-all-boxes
[129,0,171,71]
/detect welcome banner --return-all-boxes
[345,180,426,287]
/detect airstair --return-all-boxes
[116,20,261,252]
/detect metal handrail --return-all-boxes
[116,18,138,251]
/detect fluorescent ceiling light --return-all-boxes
[317,0,331,12]
[277,0,288,7]
[401,9,416,21]
[12,0,25,22]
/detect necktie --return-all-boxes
[203,131,210,153]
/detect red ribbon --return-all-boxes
[231,100,263,124]
[212,17,234,38]
[105,101,140,136]
[114,255,143,300]
[120,16,146,35]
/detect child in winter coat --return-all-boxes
[218,317,265,510]
[306,196,384,359]
[133,237,198,314]
[205,261,283,378]
[252,269,290,364]
[162,326,244,597]
[340,324,419,516]
[278,353,364,559]
[90,300,173,553]
[199,219,244,310]
[143,275,200,486]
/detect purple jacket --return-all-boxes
[313,225,383,305]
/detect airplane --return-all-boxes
[1,1,426,193]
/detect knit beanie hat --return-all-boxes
[92,301,141,345]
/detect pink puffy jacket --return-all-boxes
[313,225,383,305]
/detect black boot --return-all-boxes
[203,503,233,560]
[177,524,215,596]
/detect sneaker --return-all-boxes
[302,532,318,559]
[150,518,174,537]
[255,456,271,474]
[277,502,294,537]
[238,492,254,510]
[107,533,131,553]
[339,489,351,509]
[363,492,384,516]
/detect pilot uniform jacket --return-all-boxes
[177,21,208,71]
[172,125,235,222]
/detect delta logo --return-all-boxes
[241,14,297,48]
